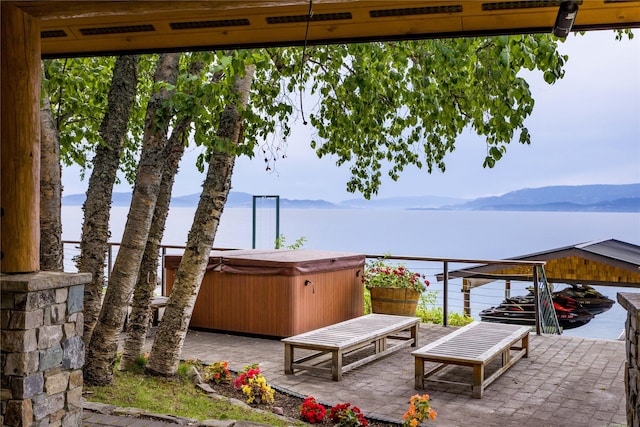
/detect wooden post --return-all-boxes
[1,3,41,273]
[462,279,470,317]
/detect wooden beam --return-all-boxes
[11,0,639,58]
[1,3,41,273]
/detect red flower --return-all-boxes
[234,366,262,389]
[329,402,368,426]
[300,397,326,424]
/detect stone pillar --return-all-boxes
[1,272,91,427]
[618,292,640,427]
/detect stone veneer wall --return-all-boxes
[1,272,91,427]
[618,292,640,427]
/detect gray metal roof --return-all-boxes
[574,239,640,267]
[506,239,640,269]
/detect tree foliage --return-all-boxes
[281,35,566,198]
[42,56,156,183]
[50,35,568,201]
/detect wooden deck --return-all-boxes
[282,314,419,381]
[412,321,530,398]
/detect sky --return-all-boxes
[62,30,640,203]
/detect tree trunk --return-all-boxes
[77,55,140,347]
[84,53,180,386]
[119,53,206,370]
[40,82,63,271]
[146,64,255,376]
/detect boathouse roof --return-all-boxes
[440,239,640,288]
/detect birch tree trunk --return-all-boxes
[146,64,255,376]
[119,56,205,369]
[84,53,180,386]
[77,55,140,347]
[117,124,184,369]
[40,85,63,271]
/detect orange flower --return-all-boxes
[428,409,437,420]
[403,393,435,426]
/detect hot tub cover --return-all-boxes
[164,249,365,276]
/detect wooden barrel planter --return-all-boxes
[369,287,421,316]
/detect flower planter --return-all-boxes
[369,287,421,316]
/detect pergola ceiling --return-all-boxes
[11,0,640,58]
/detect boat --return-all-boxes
[553,284,614,315]
[479,291,594,330]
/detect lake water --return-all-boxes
[62,206,640,340]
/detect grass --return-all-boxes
[84,359,301,426]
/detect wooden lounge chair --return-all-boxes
[412,321,530,398]
[283,313,420,381]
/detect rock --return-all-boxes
[200,420,236,426]
[232,422,275,427]
[187,366,203,384]
[114,407,143,416]
[197,382,215,393]
[82,400,116,414]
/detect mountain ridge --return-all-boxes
[62,183,640,213]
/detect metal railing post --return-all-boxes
[107,244,113,282]
[275,195,280,249]
[252,196,257,249]
[443,260,449,327]
[533,266,540,335]
[161,246,167,296]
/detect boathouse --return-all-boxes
[442,238,640,287]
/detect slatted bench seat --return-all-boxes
[412,321,530,398]
[282,314,420,381]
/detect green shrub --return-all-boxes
[416,292,474,327]
[365,289,473,327]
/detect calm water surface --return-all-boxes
[62,206,640,340]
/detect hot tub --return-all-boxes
[164,249,365,337]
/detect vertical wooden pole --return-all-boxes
[1,3,41,273]
[462,279,470,317]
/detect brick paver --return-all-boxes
[87,323,627,426]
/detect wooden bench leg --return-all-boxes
[284,343,294,375]
[415,357,424,389]
[332,350,343,381]
[411,323,418,347]
[523,334,529,358]
[374,337,387,354]
[472,364,484,398]
[502,348,510,367]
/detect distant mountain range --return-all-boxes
[450,184,639,212]
[62,183,640,213]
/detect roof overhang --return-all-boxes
[9,0,640,58]
[437,240,640,288]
